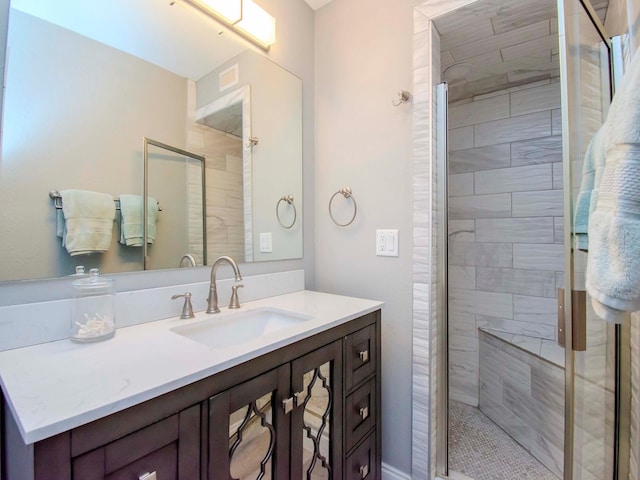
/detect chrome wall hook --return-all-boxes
[393,90,411,106]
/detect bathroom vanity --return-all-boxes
[0,291,382,480]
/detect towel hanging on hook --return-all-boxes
[393,90,411,106]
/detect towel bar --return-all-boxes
[49,191,162,212]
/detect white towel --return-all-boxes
[58,190,115,256]
[585,49,640,323]
[574,128,605,251]
[118,195,158,247]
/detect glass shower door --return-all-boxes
[557,0,616,478]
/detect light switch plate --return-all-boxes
[260,232,272,253]
[376,229,399,257]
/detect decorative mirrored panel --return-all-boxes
[229,392,275,480]
[301,361,332,479]
[0,0,303,283]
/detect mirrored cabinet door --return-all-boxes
[290,341,343,480]
[209,365,290,480]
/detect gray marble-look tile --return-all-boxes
[531,433,564,477]
[489,1,557,34]
[510,136,562,166]
[449,288,514,319]
[449,242,513,267]
[479,397,533,450]
[531,362,565,416]
[540,340,565,367]
[482,343,532,394]
[449,143,511,174]
[449,193,512,219]
[502,34,559,64]
[449,173,474,197]
[474,111,551,148]
[476,267,556,298]
[449,219,476,242]
[438,16,494,50]
[478,315,556,340]
[450,19,550,61]
[551,108,562,136]
[512,190,563,217]
[450,126,475,151]
[449,266,476,290]
[554,217,564,244]
[553,162,563,189]
[475,164,553,195]
[503,382,564,447]
[449,94,510,129]
[476,217,555,243]
[513,243,564,271]
[513,295,559,326]
[512,334,543,355]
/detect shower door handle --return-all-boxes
[557,288,587,351]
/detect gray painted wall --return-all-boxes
[315,0,425,474]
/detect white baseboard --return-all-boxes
[382,462,412,480]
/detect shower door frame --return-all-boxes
[429,1,628,479]
[557,1,631,479]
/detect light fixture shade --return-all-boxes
[194,0,242,23]
[235,0,276,48]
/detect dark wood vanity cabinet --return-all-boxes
[2,310,381,480]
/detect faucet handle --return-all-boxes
[229,284,244,309]
[171,292,195,319]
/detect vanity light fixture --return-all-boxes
[177,0,276,51]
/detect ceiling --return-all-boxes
[304,0,335,11]
[433,0,609,101]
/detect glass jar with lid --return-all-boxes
[70,268,116,342]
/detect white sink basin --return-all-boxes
[170,307,314,349]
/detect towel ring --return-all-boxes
[276,195,297,229]
[329,187,357,227]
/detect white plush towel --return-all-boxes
[585,49,640,322]
[118,194,158,247]
[58,190,116,256]
[574,128,605,251]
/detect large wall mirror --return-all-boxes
[0,0,303,283]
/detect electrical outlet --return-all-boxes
[376,229,398,257]
[260,232,272,253]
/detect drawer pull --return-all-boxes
[359,350,369,363]
[359,406,369,420]
[139,473,157,480]
[359,464,370,478]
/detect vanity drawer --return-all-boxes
[345,324,376,391]
[72,405,200,480]
[345,430,377,480]
[345,378,376,452]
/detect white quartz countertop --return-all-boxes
[0,290,382,445]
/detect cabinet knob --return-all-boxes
[359,406,369,420]
[359,464,370,478]
[139,472,157,480]
[359,350,369,363]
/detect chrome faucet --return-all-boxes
[207,256,243,314]
[179,253,197,268]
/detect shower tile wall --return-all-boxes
[186,124,244,263]
[448,80,563,406]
